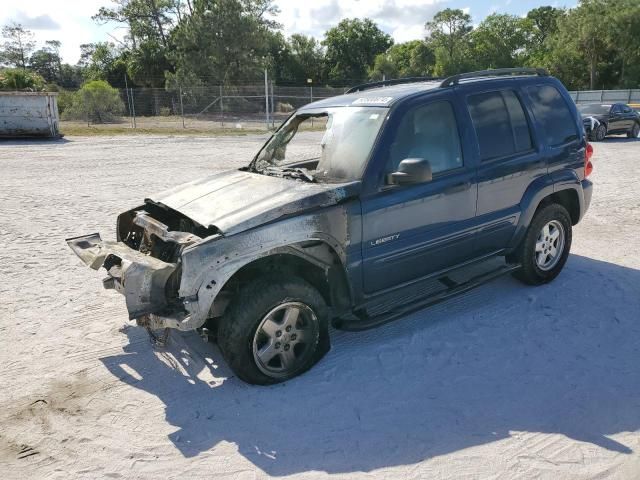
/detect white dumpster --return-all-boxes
[0,92,60,138]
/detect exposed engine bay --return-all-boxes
[67,203,217,333]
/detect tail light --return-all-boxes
[584,142,594,177]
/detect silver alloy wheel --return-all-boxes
[252,301,319,378]
[535,220,565,271]
[633,123,640,138]
[596,124,607,141]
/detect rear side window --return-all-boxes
[526,85,578,146]
[467,90,532,161]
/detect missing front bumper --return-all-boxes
[66,233,178,319]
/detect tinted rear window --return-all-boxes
[527,85,578,146]
[467,90,532,161]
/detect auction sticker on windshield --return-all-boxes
[352,97,393,105]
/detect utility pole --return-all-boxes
[264,69,270,129]
[270,79,275,129]
[130,88,137,129]
[179,86,185,129]
[307,78,313,127]
[220,85,224,127]
[124,74,133,128]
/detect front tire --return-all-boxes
[628,122,640,139]
[510,204,572,285]
[591,123,607,141]
[218,274,329,385]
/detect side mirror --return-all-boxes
[387,158,433,185]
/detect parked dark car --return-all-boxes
[68,68,594,385]
[578,102,640,141]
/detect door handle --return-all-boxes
[443,181,472,194]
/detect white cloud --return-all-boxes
[12,12,60,30]
[0,1,125,64]
[274,0,445,42]
[1,0,450,64]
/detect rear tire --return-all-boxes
[591,123,607,141]
[218,274,330,385]
[510,204,572,285]
[628,122,640,139]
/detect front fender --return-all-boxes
[176,205,351,331]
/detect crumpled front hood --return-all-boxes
[147,170,360,235]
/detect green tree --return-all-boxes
[63,80,125,123]
[287,34,325,82]
[610,0,640,87]
[127,39,172,86]
[370,40,435,80]
[370,52,398,80]
[471,14,529,69]
[81,42,129,87]
[0,23,35,69]
[520,6,566,67]
[93,0,180,49]
[0,68,45,90]
[323,18,393,83]
[29,41,63,83]
[525,6,565,52]
[425,8,473,75]
[169,0,278,84]
[57,64,85,89]
[547,0,614,89]
[93,0,190,88]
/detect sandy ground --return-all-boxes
[1,134,639,480]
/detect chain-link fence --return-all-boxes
[60,81,350,133]
[59,83,640,134]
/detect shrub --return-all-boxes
[56,90,74,115]
[0,68,46,91]
[62,80,125,123]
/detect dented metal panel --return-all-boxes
[67,176,358,332]
[0,92,60,138]
[175,202,355,331]
[148,169,360,234]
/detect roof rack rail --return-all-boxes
[440,68,549,88]
[346,76,442,94]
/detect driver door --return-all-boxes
[360,93,478,294]
[609,104,631,133]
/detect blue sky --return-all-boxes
[1,0,578,64]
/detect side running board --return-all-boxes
[334,261,521,331]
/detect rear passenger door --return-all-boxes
[524,83,582,185]
[461,87,545,255]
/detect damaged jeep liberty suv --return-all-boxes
[68,68,594,385]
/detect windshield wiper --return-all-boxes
[261,166,316,183]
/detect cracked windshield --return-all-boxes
[251,107,388,182]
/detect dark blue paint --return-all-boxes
[302,74,592,313]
